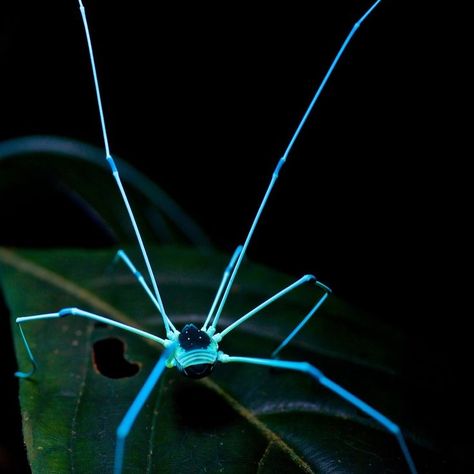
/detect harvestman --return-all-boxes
[14,1,418,472]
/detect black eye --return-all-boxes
[182,363,215,379]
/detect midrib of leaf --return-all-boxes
[146,371,168,474]
[0,248,138,327]
[0,247,313,473]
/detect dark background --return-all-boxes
[0,0,468,472]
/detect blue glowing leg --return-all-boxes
[210,0,382,327]
[114,250,177,336]
[114,343,175,474]
[77,0,169,333]
[271,281,331,358]
[212,275,329,341]
[202,245,243,332]
[219,354,417,474]
[14,308,166,378]
[220,354,417,474]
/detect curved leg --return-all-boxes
[114,343,176,474]
[202,245,243,332]
[114,250,177,336]
[213,275,330,342]
[220,354,418,474]
[15,307,166,378]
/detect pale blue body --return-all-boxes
[14,1,418,473]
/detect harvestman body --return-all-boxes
[14,1,418,473]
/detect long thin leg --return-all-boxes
[15,308,167,378]
[76,1,171,334]
[114,250,178,336]
[114,343,176,474]
[271,281,331,358]
[210,0,382,327]
[212,275,329,342]
[220,354,417,474]
[202,245,243,332]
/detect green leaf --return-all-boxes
[1,246,434,473]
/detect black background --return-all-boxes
[0,0,468,472]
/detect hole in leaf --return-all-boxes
[92,337,140,379]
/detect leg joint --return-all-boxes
[116,425,127,440]
[315,280,332,293]
[59,307,78,317]
[304,363,323,380]
[106,155,118,173]
[388,422,401,436]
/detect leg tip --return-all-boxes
[15,370,32,379]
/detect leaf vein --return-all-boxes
[0,248,313,473]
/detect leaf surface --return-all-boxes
[1,246,436,473]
